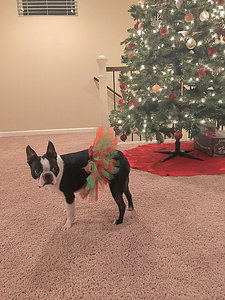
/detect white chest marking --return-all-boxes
[47,155,64,195]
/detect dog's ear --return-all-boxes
[46,141,57,159]
[26,145,38,164]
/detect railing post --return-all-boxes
[96,55,109,129]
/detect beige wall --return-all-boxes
[0,0,135,133]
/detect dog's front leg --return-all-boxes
[62,201,75,230]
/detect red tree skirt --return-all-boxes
[123,142,225,176]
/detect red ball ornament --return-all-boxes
[129,43,135,49]
[128,99,138,109]
[223,37,225,42]
[169,93,177,102]
[134,22,140,30]
[174,131,182,140]
[120,82,127,90]
[160,26,169,36]
[120,134,127,142]
[119,98,126,105]
[216,26,225,37]
[216,0,224,6]
[208,47,217,56]
[113,126,119,133]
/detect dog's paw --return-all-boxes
[114,219,123,225]
[127,206,134,211]
[62,220,72,230]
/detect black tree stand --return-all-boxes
[155,137,203,162]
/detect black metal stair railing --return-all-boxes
[106,67,126,110]
[93,77,122,110]
[94,66,142,142]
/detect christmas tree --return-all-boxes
[109,0,225,143]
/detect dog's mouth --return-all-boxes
[38,182,54,188]
[37,172,56,187]
[44,182,54,187]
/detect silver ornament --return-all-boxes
[199,10,209,21]
[178,30,188,38]
[151,16,162,27]
[186,37,196,49]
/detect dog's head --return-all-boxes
[26,141,62,187]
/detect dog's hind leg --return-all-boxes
[124,179,134,211]
[109,183,126,225]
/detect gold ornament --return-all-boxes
[186,37,196,49]
[152,84,161,92]
[185,13,194,22]
[128,52,135,59]
[199,10,209,21]
[211,67,222,76]
[138,22,143,31]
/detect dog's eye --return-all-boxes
[34,169,41,176]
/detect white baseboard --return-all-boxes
[0,127,95,137]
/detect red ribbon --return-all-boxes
[88,146,94,160]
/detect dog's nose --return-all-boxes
[43,173,53,183]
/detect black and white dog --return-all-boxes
[26,141,133,230]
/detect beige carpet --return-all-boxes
[1,132,225,300]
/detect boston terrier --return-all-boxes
[26,141,133,230]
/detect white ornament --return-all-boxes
[178,30,201,38]
[175,0,183,9]
[178,30,188,38]
[138,0,144,5]
[186,37,196,49]
[192,31,202,36]
[199,10,209,21]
